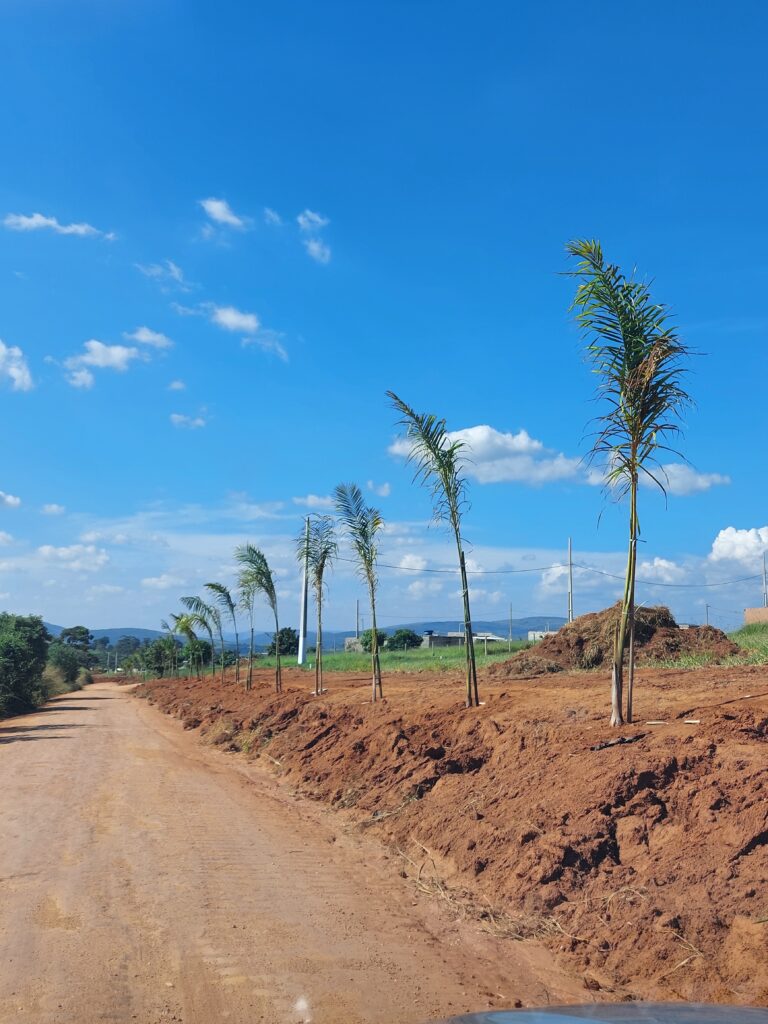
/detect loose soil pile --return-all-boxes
[137,661,768,1006]
[490,605,740,679]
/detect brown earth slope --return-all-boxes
[138,662,768,1007]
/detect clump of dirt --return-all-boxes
[490,604,740,678]
[137,662,768,1006]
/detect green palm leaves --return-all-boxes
[333,483,383,702]
[387,392,479,707]
[235,543,282,693]
[296,516,337,696]
[567,239,692,725]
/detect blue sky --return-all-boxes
[0,0,766,633]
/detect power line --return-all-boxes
[337,553,763,590]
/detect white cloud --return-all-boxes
[407,578,444,599]
[123,326,173,349]
[367,480,391,497]
[4,211,114,239]
[199,197,246,229]
[264,207,282,225]
[135,259,189,291]
[292,494,334,509]
[303,238,331,264]
[242,330,288,362]
[390,424,581,486]
[399,553,427,571]
[297,209,329,232]
[141,573,185,590]
[710,526,768,564]
[37,543,109,571]
[168,379,186,391]
[637,557,687,583]
[64,341,144,387]
[209,304,259,334]
[0,531,12,545]
[0,491,21,508]
[170,413,206,429]
[67,368,94,389]
[650,463,730,496]
[42,504,65,516]
[66,340,141,373]
[0,340,33,391]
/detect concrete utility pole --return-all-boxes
[567,536,574,623]
[297,516,310,665]
[355,599,360,639]
[705,603,710,626]
[763,552,767,607]
[508,603,513,652]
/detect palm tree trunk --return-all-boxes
[217,627,225,684]
[247,619,254,692]
[316,590,323,697]
[274,613,282,693]
[369,581,383,701]
[233,619,240,686]
[611,478,638,727]
[459,549,479,707]
[625,481,639,723]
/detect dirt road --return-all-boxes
[0,684,578,1024]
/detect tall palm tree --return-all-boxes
[387,392,480,707]
[159,619,179,678]
[180,595,223,683]
[170,612,199,678]
[567,238,692,726]
[296,515,337,696]
[234,543,282,693]
[333,483,383,702]
[205,582,240,685]
[238,574,258,691]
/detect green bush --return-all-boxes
[360,628,387,652]
[0,614,51,714]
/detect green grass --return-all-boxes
[648,622,768,670]
[251,641,529,674]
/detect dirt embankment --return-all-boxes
[490,605,740,679]
[137,662,768,1006]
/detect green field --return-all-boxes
[251,640,529,674]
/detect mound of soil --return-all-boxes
[490,604,740,678]
[137,661,768,1006]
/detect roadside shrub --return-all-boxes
[78,668,94,686]
[0,614,51,714]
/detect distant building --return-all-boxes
[527,629,558,643]
[421,630,507,649]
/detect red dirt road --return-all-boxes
[0,684,580,1024]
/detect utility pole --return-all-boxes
[567,537,574,623]
[705,603,710,626]
[763,552,767,607]
[355,599,360,639]
[297,516,309,665]
[508,603,513,652]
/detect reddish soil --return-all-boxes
[489,605,740,678]
[138,660,768,1006]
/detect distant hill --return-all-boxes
[44,616,566,650]
[45,624,164,643]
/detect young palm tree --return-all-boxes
[159,619,179,678]
[238,574,258,691]
[333,483,383,702]
[180,595,223,683]
[170,612,199,678]
[567,238,692,726]
[387,392,480,707]
[296,515,337,696]
[234,543,282,693]
[204,582,241,685]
